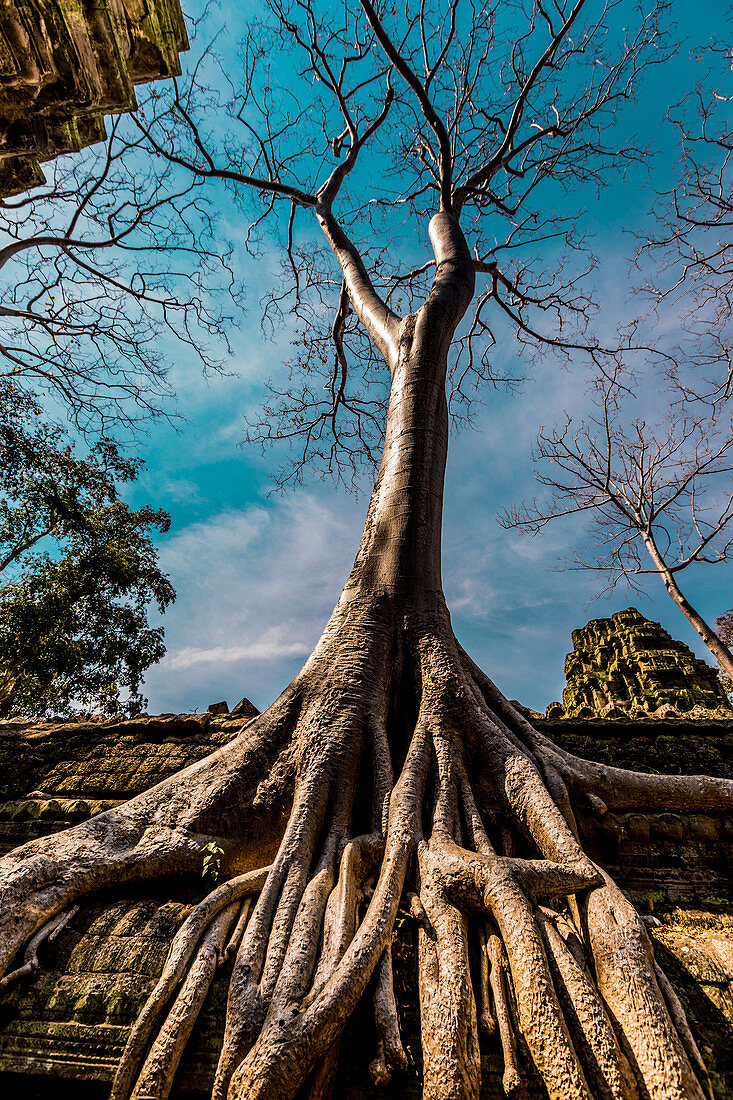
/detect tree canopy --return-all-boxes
[0,383,174,717]
[21,0,655,494]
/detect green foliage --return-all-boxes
[201,842,224,885]
[0,382,175,718]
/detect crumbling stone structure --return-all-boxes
[547,607,732,720]
[0,0,188,195]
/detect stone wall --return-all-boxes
[0,711,246,855]
[0,0,188,194]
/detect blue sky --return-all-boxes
[118,0,733,716]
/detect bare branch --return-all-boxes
[502,368,733,672]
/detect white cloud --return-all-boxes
[165,639,310,670]
[143,493,364,713]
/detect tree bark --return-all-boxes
[642,530,733,679]
[339,211,474,605]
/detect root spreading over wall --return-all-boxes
[0,596,729,1100]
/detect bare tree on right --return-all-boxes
[501,370,733,678]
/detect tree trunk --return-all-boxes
[340,213,473,603]
[642,531,733,679]
[0,216,730,1100]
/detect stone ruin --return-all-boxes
[0,0,189,195]
[546,607,733,720]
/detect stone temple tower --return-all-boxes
[548,607,733,719]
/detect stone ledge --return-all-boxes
[0,0,189,194]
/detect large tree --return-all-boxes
[1,3,731,1100]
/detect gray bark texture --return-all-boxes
[642,532,733,681]
[0,214,731,1100]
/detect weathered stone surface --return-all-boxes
[0,0,189,195]
[0,711,250,855]
[548,607,732,719]
[206,701,229,716]
[0,893,222,1087]
[656,929,729,983]
[229,697,260,720]
[651,912,733,1097]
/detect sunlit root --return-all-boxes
[463,650,733,816]
[223,724,431,1100]
[553,748,733,815]
[426,838,592,1100]
[223,898,253,964]
[537,908,639,1100]
[0,823,203,979]
[477,925,496,1037]
[417,858,480,1100]
[111,866,270,1100]
[0,685,302,986]
[585,870,707,1100]
[309,833,382,1004]
[493,656,733,824]
[405,889,428,926]
[210,784,332,1099]
[0,903,78,993]
[486,932,525,1099]
[654,961,714,1100]
[211,712,373,1099]
[130,902,240,1100]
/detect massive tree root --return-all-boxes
[0,594,730,1100]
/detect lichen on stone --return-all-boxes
[547,607,732,719]
[0,0,190,195]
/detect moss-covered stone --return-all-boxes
[0,0,189,195]
[550,607,732,719]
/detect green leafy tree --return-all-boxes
[0,383,174,717]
